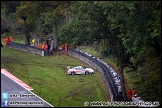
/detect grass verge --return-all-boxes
[1,47,109,107]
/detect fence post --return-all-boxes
[42,51,44,57]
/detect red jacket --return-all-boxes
[36,43,40,48]
[127,89,133,99]
[9,37,12,42]
[42,44,47,50]
[4,38,9,45]
[132,89,136,96]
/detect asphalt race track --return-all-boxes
[1,69,54,107]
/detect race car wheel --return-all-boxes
[85,71,89,74]
[71,72,75,75]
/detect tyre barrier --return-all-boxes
[67,48,123,101]
[6,42,53,56]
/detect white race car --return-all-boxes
[67,66,94,75]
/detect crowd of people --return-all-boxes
[4,37,75,52]
[58,43,74,52]
[39,41,75,56]
[4,36,13,46]
[31,38,47,50]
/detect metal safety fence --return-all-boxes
[6,42,53,56]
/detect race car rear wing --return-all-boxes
[67,66,70,69]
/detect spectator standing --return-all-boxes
[42,42,47,50]
[36,43,40,48]
[132,88,137,96]
[46,40,50,50]
[9,36,12,42]
[8,36,13,42]
[69,44,74,50]
[64,42,68,52]
[58,44,64,51]
[127,89,133,101]
[32,39,35,45]
[4,37,9,46]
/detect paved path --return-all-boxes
[1,69,54,107]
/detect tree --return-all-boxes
[98,1,161,101]
[68,1,128,100]
[120,1,161,102]
[14,1,71,50]
[1,1,21,14]
[1,1,21,35]
[1,19,11,33]
[1,19,11,46]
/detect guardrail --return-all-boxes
[67,48,123,101]
[6,42,53,56]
